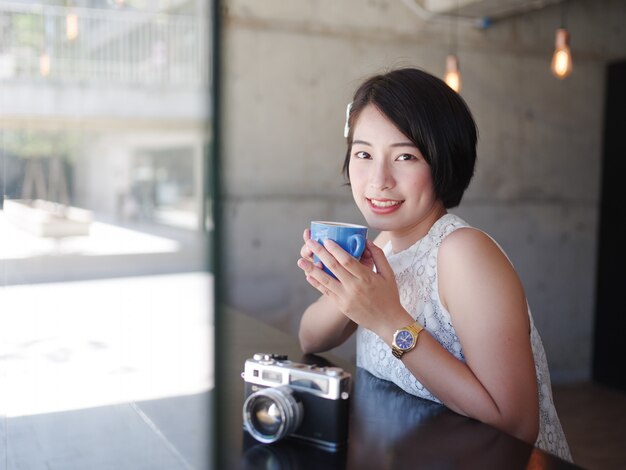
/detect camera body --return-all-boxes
[242,353,351,449]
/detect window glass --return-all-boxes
[0,1,213,468]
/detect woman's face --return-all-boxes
[348,104,444,239]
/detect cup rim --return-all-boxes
[311,221,367,229]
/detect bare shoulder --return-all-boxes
[438,227,509,270]
[438,227,526,315]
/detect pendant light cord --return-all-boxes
[560,0,569,28]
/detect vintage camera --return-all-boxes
[241,353,351,450]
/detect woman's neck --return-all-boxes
[387,205,447,253]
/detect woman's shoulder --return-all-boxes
[437,224,523,306]
[439,224,493,251]
[436,222,527,332]
[438,225,508,272]
[428,213,471,245]
[430,213,496,254]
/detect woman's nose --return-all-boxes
[369,161,394,191]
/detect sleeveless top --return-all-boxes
[356,213,572,461]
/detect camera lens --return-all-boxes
[243,386,303,444]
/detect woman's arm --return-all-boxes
[298,294,357,354]
[374,229,539,444]
[301,229,539,444]
[437,228,539,442]
[297,230,389,354]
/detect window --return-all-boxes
[0,1,214,467]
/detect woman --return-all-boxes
[296,68,571,461]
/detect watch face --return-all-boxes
[395,330,415,351]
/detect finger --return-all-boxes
[296,257,328,277]
[297,257,314,273]
[300,229,314,259]
[305,274,333,297]
[359,247,375,270]
[300,243,314,260]
[322,239,367,280]
[367,239,395,278]
[311,275,339,299]
[305,238,348,280]
[298,257,340,298]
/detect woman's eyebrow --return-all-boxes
[352,139,416,148]
[390,142,417,148]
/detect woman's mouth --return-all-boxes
[367,198,403,214]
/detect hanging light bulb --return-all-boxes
[444,0,462,93]
[40,51,50,77]
[551,28,572,79]
[445,54,461,92]
[66,12,79,40]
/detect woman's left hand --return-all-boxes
[297,238,408,334]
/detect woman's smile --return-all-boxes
[367,197,404,214]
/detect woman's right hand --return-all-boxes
[298,226,381,354]
[298,227,358,354]
[299,228,375,272]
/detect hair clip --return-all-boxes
[343,102,353,138]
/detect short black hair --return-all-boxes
[343,68,478,209]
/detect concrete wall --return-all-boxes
[221,0,626,381]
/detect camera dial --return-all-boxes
[324,367,343,377]
[253,353,288,365]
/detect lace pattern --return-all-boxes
[356,213,572,461]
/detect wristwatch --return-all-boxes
[391,321,424,359]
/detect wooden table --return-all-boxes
[215,309,582,469]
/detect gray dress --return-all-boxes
[356,213,572,461]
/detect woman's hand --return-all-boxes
[299,228,376,270]
[297,238,410,334]
[299,228,320,266]
[297,228,378,354]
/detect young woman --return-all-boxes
[296,68,571,461]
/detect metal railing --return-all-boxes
[0,1,209,87]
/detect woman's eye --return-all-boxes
[396,154,416,161]
[354,151,371,159]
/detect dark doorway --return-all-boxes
[593,60,626,392]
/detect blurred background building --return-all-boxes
[1,0,212,280]
[1,1,213,468]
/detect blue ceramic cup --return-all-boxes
[310,221,368,278]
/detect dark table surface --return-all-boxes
[218,309,582,470]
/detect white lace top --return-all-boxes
[356,213,572,461]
